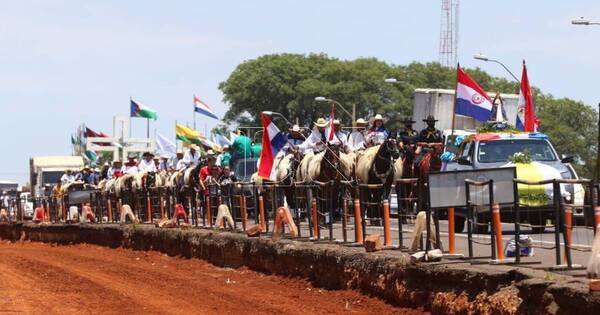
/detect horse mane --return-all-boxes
[355,145,381,183]
[393,156,404,181]
[339,152,355,179]
[275,153,293,182]
[306,151,326,182]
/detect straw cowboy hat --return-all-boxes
[368,114,386,125]
[189,144,200,151]
[288,124,302,132]
[333,119,341,125]
[314,118,329,128]
[127,152,137,159]
[355,118,367,125]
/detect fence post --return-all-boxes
[353,198,363,244]
[206,195,212,227]
[552,180,562,267]
[240,195,247,231]
[513,179,521,264]
[342,199,348,242]
[159,189,165,219]
[488,180,496,261]
[383,199,391,247]
[465,181,473,259]
[259,195,266,232]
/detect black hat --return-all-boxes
[142,152,154,158]
[423,115,438,123]
[402,117,416,124]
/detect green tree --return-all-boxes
[219,53,598,177]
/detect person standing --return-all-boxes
[230,130,252,167]
[216,145,232,167]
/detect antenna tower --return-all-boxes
[439,0,459,67]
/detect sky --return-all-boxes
[2,1,600,184]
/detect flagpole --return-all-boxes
[146,118,150,139]
[175,120,178,151]
[450,62,459,137]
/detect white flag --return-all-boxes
[155,133,176,157]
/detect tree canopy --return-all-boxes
[219,53,598,178]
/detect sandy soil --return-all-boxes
[0,241,425,315]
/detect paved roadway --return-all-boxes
[263,217,595,274]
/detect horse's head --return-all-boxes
[145,171,156,189]
[385,132,400,160]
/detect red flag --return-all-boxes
[328,102,336,141]
[519,61,539,132]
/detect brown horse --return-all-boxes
[414,142,443,208]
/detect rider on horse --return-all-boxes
[365,114,389,147]
[418,115,443,144]
[299,118,329,154]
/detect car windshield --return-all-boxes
[477,139,556,163]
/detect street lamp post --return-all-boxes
[473,53,520,82]
[314,97,355,126]
[571,17,600,179]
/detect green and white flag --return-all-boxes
[130,99,158,120]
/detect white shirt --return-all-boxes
[182,150,200,167]
[138,159,157,172]
[331,130,348,151]
[124,164,139,174]
[107,166,122,179]
[299,127,327,154]
[60,173,75,184]
[158,160,169,172]
[348,129,366,151]
[365,128,388,146]
[176,159,187,171]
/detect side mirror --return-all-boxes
[457,157,472,166]
[561,155,575,164]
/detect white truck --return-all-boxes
[29,156,84,198]
[412,88,520,131]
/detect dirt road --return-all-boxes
[0,241,423,314]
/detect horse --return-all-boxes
[275,151,302,209]
[396,144,418,219]
[414,142,444,208]
[355,134,400,223]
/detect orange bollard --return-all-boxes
[382,199,392,246]
[240,195,247,231]
[107,197,113,222]
[565,206,573,260]
[146,194,152,223]
[448,207,456,254]
[206,196,212,227]
[353,198,363,244]
[492,203,505,260]
[258,195,266,232]
[311,198,318,238]
[595,206,600,234]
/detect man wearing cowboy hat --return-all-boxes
[138,152,157,173]
[299,118,329,154]
[124,152,139,174]
[418,115,442,143]
[398,116,419,147]
[182,144,201,168]
[171,150,184,171]
[284,124,305,152]
[365,114,389,147]
[331,119,349,152]
[158,154,170,172]
[347,118,367,152]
